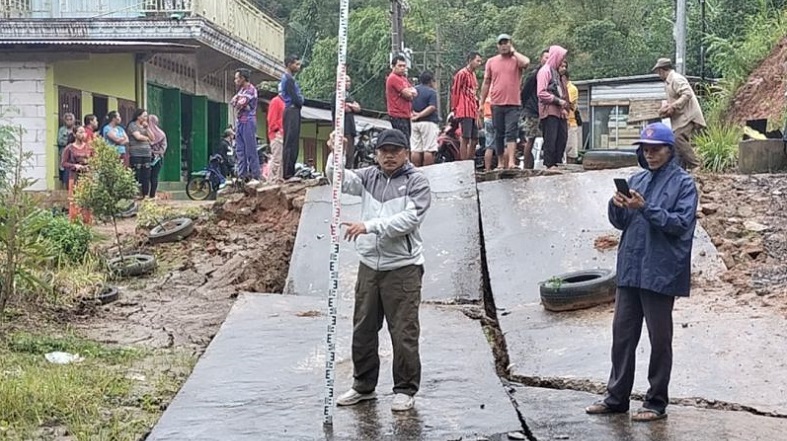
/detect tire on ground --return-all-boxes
[539,269,617,312]
[108,253,157,278]
[97,285,119,305]
[582,150,639,171]
[148,217,195,244]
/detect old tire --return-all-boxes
[96,285,119,305]
[539,269,617,312]
[116,201,139,218]
[148,217,195,244]
[108,254,156,278]
[582,150,639,171]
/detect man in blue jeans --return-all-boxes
[586,122,698,422]
[230,68,260,186]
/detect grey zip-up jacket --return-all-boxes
[327,153,432,271]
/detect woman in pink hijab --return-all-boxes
[147,114,168,198]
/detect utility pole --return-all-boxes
[390,0,404,58]
[435,26,442,120]
[700,0,706,81]
[675,0,687,74]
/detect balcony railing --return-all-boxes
[0,0,284,60]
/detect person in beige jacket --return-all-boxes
[652,58,706,170]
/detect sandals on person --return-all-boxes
[631,408,668,422]
[584,401,628,415]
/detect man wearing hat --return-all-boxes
[325,128,432,413]
[652,58,706,170]
[478,33,530,171]
[586,122,698,422]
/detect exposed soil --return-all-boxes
[695,172,787,316]
[75,182,313,350]
[726,37,787,126]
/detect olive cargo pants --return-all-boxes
[351,263,423,396]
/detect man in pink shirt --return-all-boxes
[478,34,530,171]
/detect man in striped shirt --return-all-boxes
[451,52,483,161]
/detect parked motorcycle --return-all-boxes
[293,161,321,180]
[353,127,381,169]
[186,153,227,201]
[435,115,461,164]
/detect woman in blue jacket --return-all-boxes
[585,122,698,422]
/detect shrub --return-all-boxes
[37,212,94,266]
[695,124,742,173]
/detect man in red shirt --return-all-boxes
[451,51,483,161]
[478,34,530,170]
[386,54,418,140]
[267,94,285,183]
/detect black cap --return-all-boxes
[375,128,410,150]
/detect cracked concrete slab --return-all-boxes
[147,294,521,441]
[511,386,787,441]
[285,160,482,303]
[479,170,787,414]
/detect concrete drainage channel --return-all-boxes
[470,170,787,441]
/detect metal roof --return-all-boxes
[0,40,199,50]
[573,73,713,87]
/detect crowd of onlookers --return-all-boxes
[57,108,168,223]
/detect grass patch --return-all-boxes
[696,125,742,173]
[0,332,149,439]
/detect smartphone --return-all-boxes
[614,178,631,198]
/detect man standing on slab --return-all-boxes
[325,129,432,413]
[386,54,418,140]
[280,55,304,180]
[451,51,483,160]
[479,33,530,170]
[652,58,706,170]
[586,122,698,423]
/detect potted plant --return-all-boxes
[74,139,156,277]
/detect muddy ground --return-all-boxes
[77,183,312,351]
[5,171,787,439]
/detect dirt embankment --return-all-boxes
[696,173,787,316]
[77,183,313,350]
[726,37,787,126]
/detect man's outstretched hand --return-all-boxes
[342,222,367,241]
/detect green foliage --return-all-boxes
[706,2,787,88]
[74,138,138,256]
[0,116,54,316]
[695,124,742,173]
[37,212,94,266]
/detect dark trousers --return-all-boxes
[604,287,676,413]
[390,117,411,140]
[352,263,423,396]
[541,116,568,168]
[130,156,152,198]
[236,121,260,180]
[149,158,162,198]
[283,107,302,179]
[345,135,355,169]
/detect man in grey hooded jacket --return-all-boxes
[325,128,432,412]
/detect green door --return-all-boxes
[161,87,182,182]
[191,95,208,172]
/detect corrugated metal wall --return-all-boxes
[591,81,666,101]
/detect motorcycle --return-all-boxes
[353,127,381,169]
[435,115,461,164]
[294,161,321,180]
[186,153,228,201]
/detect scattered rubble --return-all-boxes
[695,173,787,316]
[593,234,619,252]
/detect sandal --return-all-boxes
[631,408,668,422]
[585,401,627,415]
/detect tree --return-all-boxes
[74,139,138,265]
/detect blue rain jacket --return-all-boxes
[608,147,698,297]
